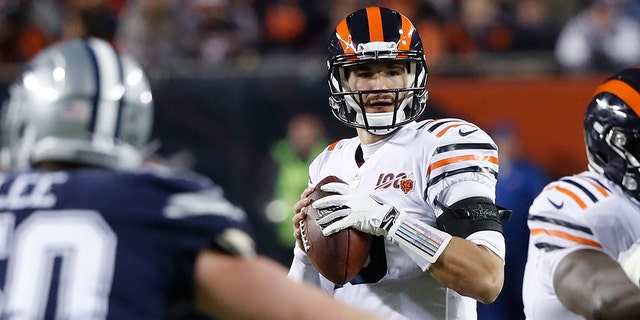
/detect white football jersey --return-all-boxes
[288,119,506,320]
[523,170,640,319]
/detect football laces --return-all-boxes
[299,219,311,252]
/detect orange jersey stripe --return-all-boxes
[435,123,464,137]
[594,79,640,116]
[327,140,339,151]
[366,7,384,42]
[427,154,499,175]
[530,228,602,248]
[550,185,587,209]
[398,14,413,51]
[585,179,610,197]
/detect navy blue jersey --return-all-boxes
[0,167,254,319]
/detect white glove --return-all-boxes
[618,240,640,287]
[313,182,453,268]
[312,182,398,236]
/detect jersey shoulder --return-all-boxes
[77,168,254,256]
[412,119,499,189]
[308,137,359,184]
[528,171,616,251]
[530,171,614,215]
[412,118,493,143]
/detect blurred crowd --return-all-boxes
[2,0,640,74]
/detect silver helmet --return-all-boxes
[1,37,153,170]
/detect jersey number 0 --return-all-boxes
[0,210,117,319]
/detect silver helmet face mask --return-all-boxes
[327,7,428,135]
[1,38,153,170]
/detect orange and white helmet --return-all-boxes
[327,6,428,135]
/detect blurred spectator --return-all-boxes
[477,120,550,320]
[258,0,330,54]
[184,0,259,63]
[263,113,328,265]
[555,0,640,72]
[120,0,259,67]
[117,0,190,67]
[78,3,119,44]
[508,0,560,52]
[443,0,513,56]
[0,0,51,63]
[328,0,373,32]
[412,1,447,71]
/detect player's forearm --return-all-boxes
[555,249,640,320]
[428,238,504,303]
[196,251,381,320]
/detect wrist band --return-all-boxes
[388,211,452,266]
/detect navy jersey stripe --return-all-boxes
[436,143,497,154]
[528,214,593,235]
[560,178,598,203]
[584,176,611,193]
[535,242,565,252]
[425,166,498,200]
[426,119,457,132]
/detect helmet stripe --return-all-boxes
[113,49,125,139]
[366,6,383,42]
[594,79,640,116]
[82,41,101,135]
[335,18,354,54]
[398,14,414,51]
[87,38,122,142]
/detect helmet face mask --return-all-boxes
[584,66,640,201]
[1,37,153,170]
[327,7,428,135]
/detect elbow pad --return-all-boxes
[435,197,511,239]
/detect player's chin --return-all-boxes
[365,105,394,113]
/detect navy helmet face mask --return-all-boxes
[1,37,154,170]
[584,66,640,201]
[327,6,428,135]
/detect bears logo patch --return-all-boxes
[400,178,414,194]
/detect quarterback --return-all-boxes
[288,6,509,320]
[522,66,640,319]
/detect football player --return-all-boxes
[288,6,509,319]
[0,37,381,320]
[522,66,640,319]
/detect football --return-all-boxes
[300,175,372,285]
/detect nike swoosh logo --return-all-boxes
[458,128,478,136]
[547,198,564,209]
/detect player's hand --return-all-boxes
[618,240,640,287]
[292,187,315,250]
[312,182,398,237]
